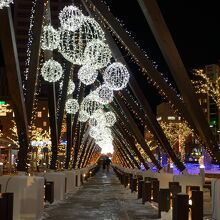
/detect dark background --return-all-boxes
[105,0,220,108]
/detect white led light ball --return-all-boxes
[59,17,105,65]
[41,59,63,82]
[59,5,83,31]
[67,79,75,95]
[80,93,103,116]
[96,84,114,105]
[78,110,90,122]
[105,111,116,127]
[0,0,13,9]
[41,25,60,51]
[103,62,130,91]
[78,64,98,85]
[84,39,112,70]
[89,109,106,127]
[65,99,79,114]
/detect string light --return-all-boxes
[41,25,60,51]
[59,5,83,31]
[103,62,130,91]
[41,59,63,82]
[78,64,98,85]
[58,16,105,65]
[65,98,79,114]
[192,68,220,108]
[160,121,192,161]
[83,39,112,70]
[67,79,75,95]
[0,0,13,9]
[96,84,114,104]
[23,0,37,96]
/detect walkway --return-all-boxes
[43,169,159,220]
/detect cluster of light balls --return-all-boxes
[40,4,130,153]
[0,0,13,9]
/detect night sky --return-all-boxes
[104,0,220,108]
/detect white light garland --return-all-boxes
[84,39,112,70]
[103,62,130,91]
[59,5,83,31]
[105,111,116,127]
[78,64,98,85]
[65,98,79,114]
[0,0,13,9]
[96,84,114,104]
[41,59,63,82]
[78,110,90,122]
[41,25,60,51]
[67,79,75,95]
[58,16,105,65]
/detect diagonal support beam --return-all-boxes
[137,0,220,161]
[121,90,185,171]
[113,94,162,170]
[0,8,30,171]
[115,121,148,170]
[114,140,135,168]
[113,128,140,169]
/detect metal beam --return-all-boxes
[113,95,162,170]
[114,140,134,168]
[0,8,30,171]
[121,90,185,171]
[137,0,220,161]
[64,114,73,169]
[81,139,94,168]
[115,121,148,170]
[57,63,72,139]
[112,128,140,169]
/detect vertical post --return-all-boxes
[191,190,203,220]
[173,194,189,220]
[142,181,151,204]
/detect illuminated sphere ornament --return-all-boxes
[84,39,112,70]
[41,25,60,50]
[78,64,98,85]
[78,110,90,122]
[105,111,116,127]
[65,99,79,114]
[58,17,105,65]
[41,59,63,82]
[59,5,83,31]
[96,84,114,105]
[0,0,13,9]
[103,62,130,91]
[89,109,106,127]
[67,79,75,95]
[80,93,103,116]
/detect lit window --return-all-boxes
[168,116,175,120]
[37,112,42,117]
[43,107,46,110]
[43,121,47,126]
[157,117,162,121]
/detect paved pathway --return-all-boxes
[43,169,159,220]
